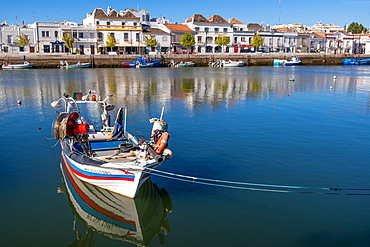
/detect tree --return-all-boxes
[62,32,74,54]
[180,32,195,53]
[105,34,116,52]
[143,34,157,52]
[250,34,265,52]
[214,35,230,53]
[16,33,30,48]
[347,22,368,34]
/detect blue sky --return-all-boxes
[1,0,370,28]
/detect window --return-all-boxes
[90,33,94,38]
[136,33,140,42]
[98,32,103,41]
[79,33,83,38]
[124,33,129,42]
[55,31,58,38]
[7,35,12,43]
[223,28,228,32]
[204,27,209,32]
[195,27,199,32]
[206,37,213,43]
[72,32,77,38]
[107,22,110,26]
[122,22,125,26]
[241,37,246,42]
[44,45,50,53]
[42,31,49,37]
[197,36,202,43]
[96,21,100,25]
[162,36,168,42]
[215,28,219,32]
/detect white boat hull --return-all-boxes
[2,62,33,69]
[62,150,159,198]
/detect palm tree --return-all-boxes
[62,32,74,54]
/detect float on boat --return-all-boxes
[51,90,172,198]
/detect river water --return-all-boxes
[1,66,370,246]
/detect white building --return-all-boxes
[30,21,97,54]
[83,7,147,54]
[184,14,233,53]
[0,23,35,53]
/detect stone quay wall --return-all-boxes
[0,53,358,68]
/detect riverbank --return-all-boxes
[0,53,356,68]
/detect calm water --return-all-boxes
[1,66,370,246]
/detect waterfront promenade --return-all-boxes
[0,53,351,68]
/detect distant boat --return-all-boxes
[274,56,302,66]
[169,60,195,67]
[122,55,161,68]
[342,58,370,65]
[1,61,33,69]
[59,61,91,68]
[135,62,154,68]
[221,60,244,67]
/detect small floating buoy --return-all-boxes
[286,94,290,96]
[330,86,333,90]
[289,78,295,81]
[333,76,337,80]
[17,100,22,105]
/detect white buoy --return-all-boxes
[330,86,333,90]
[333,76,337,80]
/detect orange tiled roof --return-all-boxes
[185,14,209,23]
[228,18,244,25]
[164,24,194,32]
[207,15,228,24]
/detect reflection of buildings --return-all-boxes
[60,158,173,246]
[1,68,370,114]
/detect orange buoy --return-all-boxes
[154,132,170,154]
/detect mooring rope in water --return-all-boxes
[143,167,370,195]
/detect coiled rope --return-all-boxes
[143,167,370,195]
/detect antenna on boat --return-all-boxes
[160,107,165,120]
[124,108,127,137]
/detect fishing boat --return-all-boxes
[59,61,91,68]
[60,157,173,246]
[221,60,244,67]
[122,55,161,68]
[283,56,302,66]
[169,60,195,67]
[342,57,370,65]
[51,90,172,198]
[273,56,302,66]
[1,61,33,69]
[135,62,154,68]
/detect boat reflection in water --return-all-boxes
[60,158,173,246]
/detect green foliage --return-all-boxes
[347,22,368,34]
[250,34,264,48]
[214,35,230,52]
[16,33,30,47]
[180,32,195,48]
[105,34,116,48]
[143,34,157,47]
[62,32,74,51]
